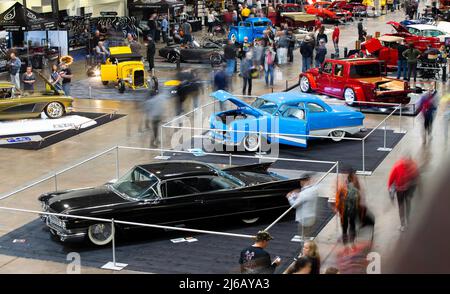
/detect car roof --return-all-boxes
[0,82,15,89]
[407,24,443,31]
[260,92,325,105]
[138,161,218,181]
[246,17,271,23]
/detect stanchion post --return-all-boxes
[229,153,232,167]
[377,119,393,152]
[112,218,116,267]
[257,131,262,158]
[116,146,120,180]
[160,125,164,156]
[362,138,365,174]
[89,86,92,99]
[54,173,58,191]
[285,80,288,91]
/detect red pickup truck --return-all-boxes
[299,58,411,105]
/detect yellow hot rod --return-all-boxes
[100,46,158,94]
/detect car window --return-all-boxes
[0,88,13,99]
[282,107,306,120]
[349,63,381,78]
[112,167,159,200]
[253,21,270,27]
[407,27,420,35]
[323,62,333,74]
[251,98,279,114]
[162,175,243,197]
[240,22,252,28]
[334,64,344,77]
[307,103,325,113]
[423,30,444,37]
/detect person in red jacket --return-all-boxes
[332,23,340,57]
[388,156,419,232]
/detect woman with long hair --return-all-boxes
[283,240,321,274]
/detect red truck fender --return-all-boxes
[345,85,366,101]
[299,73,318,90]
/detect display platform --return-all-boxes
[0,112,125,150]
[164,128,404,173]
[287,85,424,116]
[0,197,333,274]
[71,77,210,101]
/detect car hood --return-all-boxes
[43,186,128,213]
[387,21,410,34]
[210,90,263,115]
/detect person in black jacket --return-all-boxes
[396,39,408,80]
[300,35,314,72]
[147,36,156,73]
[316,26,328,46]
[239,231,281,274]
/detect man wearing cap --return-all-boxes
[239,231,281,274]
[286,174,318,242]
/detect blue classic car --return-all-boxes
[209,91,365,152]
[228,17,272,44]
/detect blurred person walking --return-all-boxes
[147,36,156,73]
[335,169,363,245]
[286,175,318,242]
[287,30,295,63]
[388,156,419,231]
[144,91,168,147]
[261,45,277,87]
[224,40,237,77]
[419,92,437,145]
[147,13,157,41]
[214,66,228,111]
[239,231,281,274]
[277,30,289,65]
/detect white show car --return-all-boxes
[406,24,450,43]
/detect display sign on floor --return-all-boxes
[0,115,97,137]
[0,135,43,145]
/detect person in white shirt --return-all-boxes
[207,9,216,33]
[286,174,318,242]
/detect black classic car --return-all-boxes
[39,161,302,245]
[158,39,224,67]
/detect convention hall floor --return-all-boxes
[0,8,448,273]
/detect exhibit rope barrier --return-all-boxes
[263,162,339,232]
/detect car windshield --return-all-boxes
[111,167,159,200]
[349,63,381,78]
[251,98,279,114]
[253,21,270,27]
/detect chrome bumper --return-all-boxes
[42,215,86,242]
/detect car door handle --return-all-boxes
[195,199,204,204]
